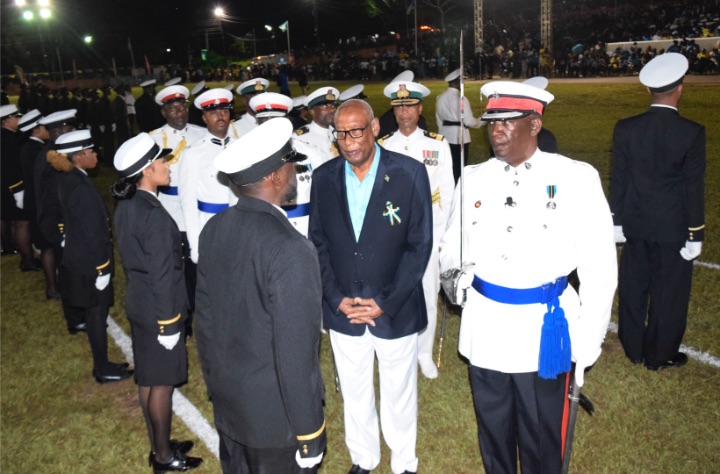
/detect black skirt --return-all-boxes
[130,321,188,387]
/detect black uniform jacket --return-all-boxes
[57,167,114,306]
[34,141,63,245]
[610,106,706,243]
[309,146,433,340]
[114,190,186,336]
[195,195,326,458]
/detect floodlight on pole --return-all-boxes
[214,7,224,17]
[264,25,273,32]
[22,10,33,20]
[39,8,51,19]
[84,35,93,44]
[15,0,27,7]
[38,0,50,6]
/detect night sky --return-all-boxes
[1,0,554,74]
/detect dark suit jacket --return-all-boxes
[57,167,113,307]
[309,146,433,339]
[114,191,186,335]
[610,106,705,242]
[195,195,326,458]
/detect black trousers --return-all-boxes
[449,143,471,183]
[618,237,693,365]
[469,366,569,474]
[218,431,318,474]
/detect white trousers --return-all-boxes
[418,247,440,360]
[330,328,419,474]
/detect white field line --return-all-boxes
[695,259,720,271]
[606,321,720,368]
[104,258,720,460]
[106,317,220,459]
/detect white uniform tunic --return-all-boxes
[284,138,327,237]
[435,87,482,145]
[293,121,339,165]
[232,113,256,138]
[149,124,205,231]
[439,149,617,373]
[381,127,455,360]
[178,132,238,263]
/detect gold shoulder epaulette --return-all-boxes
[423,130,444,141]
[294,126,310,136]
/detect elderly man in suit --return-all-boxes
[195,118,326,473]
[309,99,433,474]
[611,53,706,371]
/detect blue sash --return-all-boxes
[158,186,178,196]
[472,275,571,379]
[281,203,310,218]
[197,200,229,214]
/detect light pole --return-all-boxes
[18,0,54,76]
[214,6,227,56]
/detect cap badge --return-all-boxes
[383,201,402,226]
[493,91,500,100]
[397,85,410,99]
[325,90,336,101]
[254,81,264,92]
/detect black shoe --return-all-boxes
[645,352,688,371]
[20,262,42,272]
[348,465,371,474]
[93,367,133,384]
[68,323,87,334]
[148,440,195,466]
[628,357,643,365]
[152,450,202,473]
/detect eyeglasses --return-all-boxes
[333,122,370,140]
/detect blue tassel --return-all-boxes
[538,297,572,379]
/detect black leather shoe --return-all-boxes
[68,323,87,334]
[645,352,688,371]
[148,440,195,466]
[348,465,371,474]
[152,450,202,473]
[93,367,133,384]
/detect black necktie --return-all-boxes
[211,137,230,148]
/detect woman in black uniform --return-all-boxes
[112,133,202,473]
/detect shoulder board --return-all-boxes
[294,125,310,136]
[379,131,395,142]
[423,130,444,141]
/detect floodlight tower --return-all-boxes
[473,0,483,55]
[541,0,553,52]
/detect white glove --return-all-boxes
[679,241,702,261]
[95,273,111,291]
[111,123,116,132]
[99,125,105,133]
[61,237,65,248]
[574,361,591,388]
[456,268,475,303]
[13,190,24,210]
[613,225,626,243]
[157,332,181,351]
[295,450,323,469]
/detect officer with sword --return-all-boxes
[439,78,617,474]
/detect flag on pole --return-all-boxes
[406,0,415,14]
[279,21,288,32]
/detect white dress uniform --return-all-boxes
[285,138,326,237]
[232,112,256,138]
[293,120,339,165]
[439,149,617,373]
[435,88,482,145]
[149,124,205,231]
[178,131,238,263]
[379,128,455,365]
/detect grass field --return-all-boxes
[1,76,719,473]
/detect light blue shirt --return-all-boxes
[345,144,381,242]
